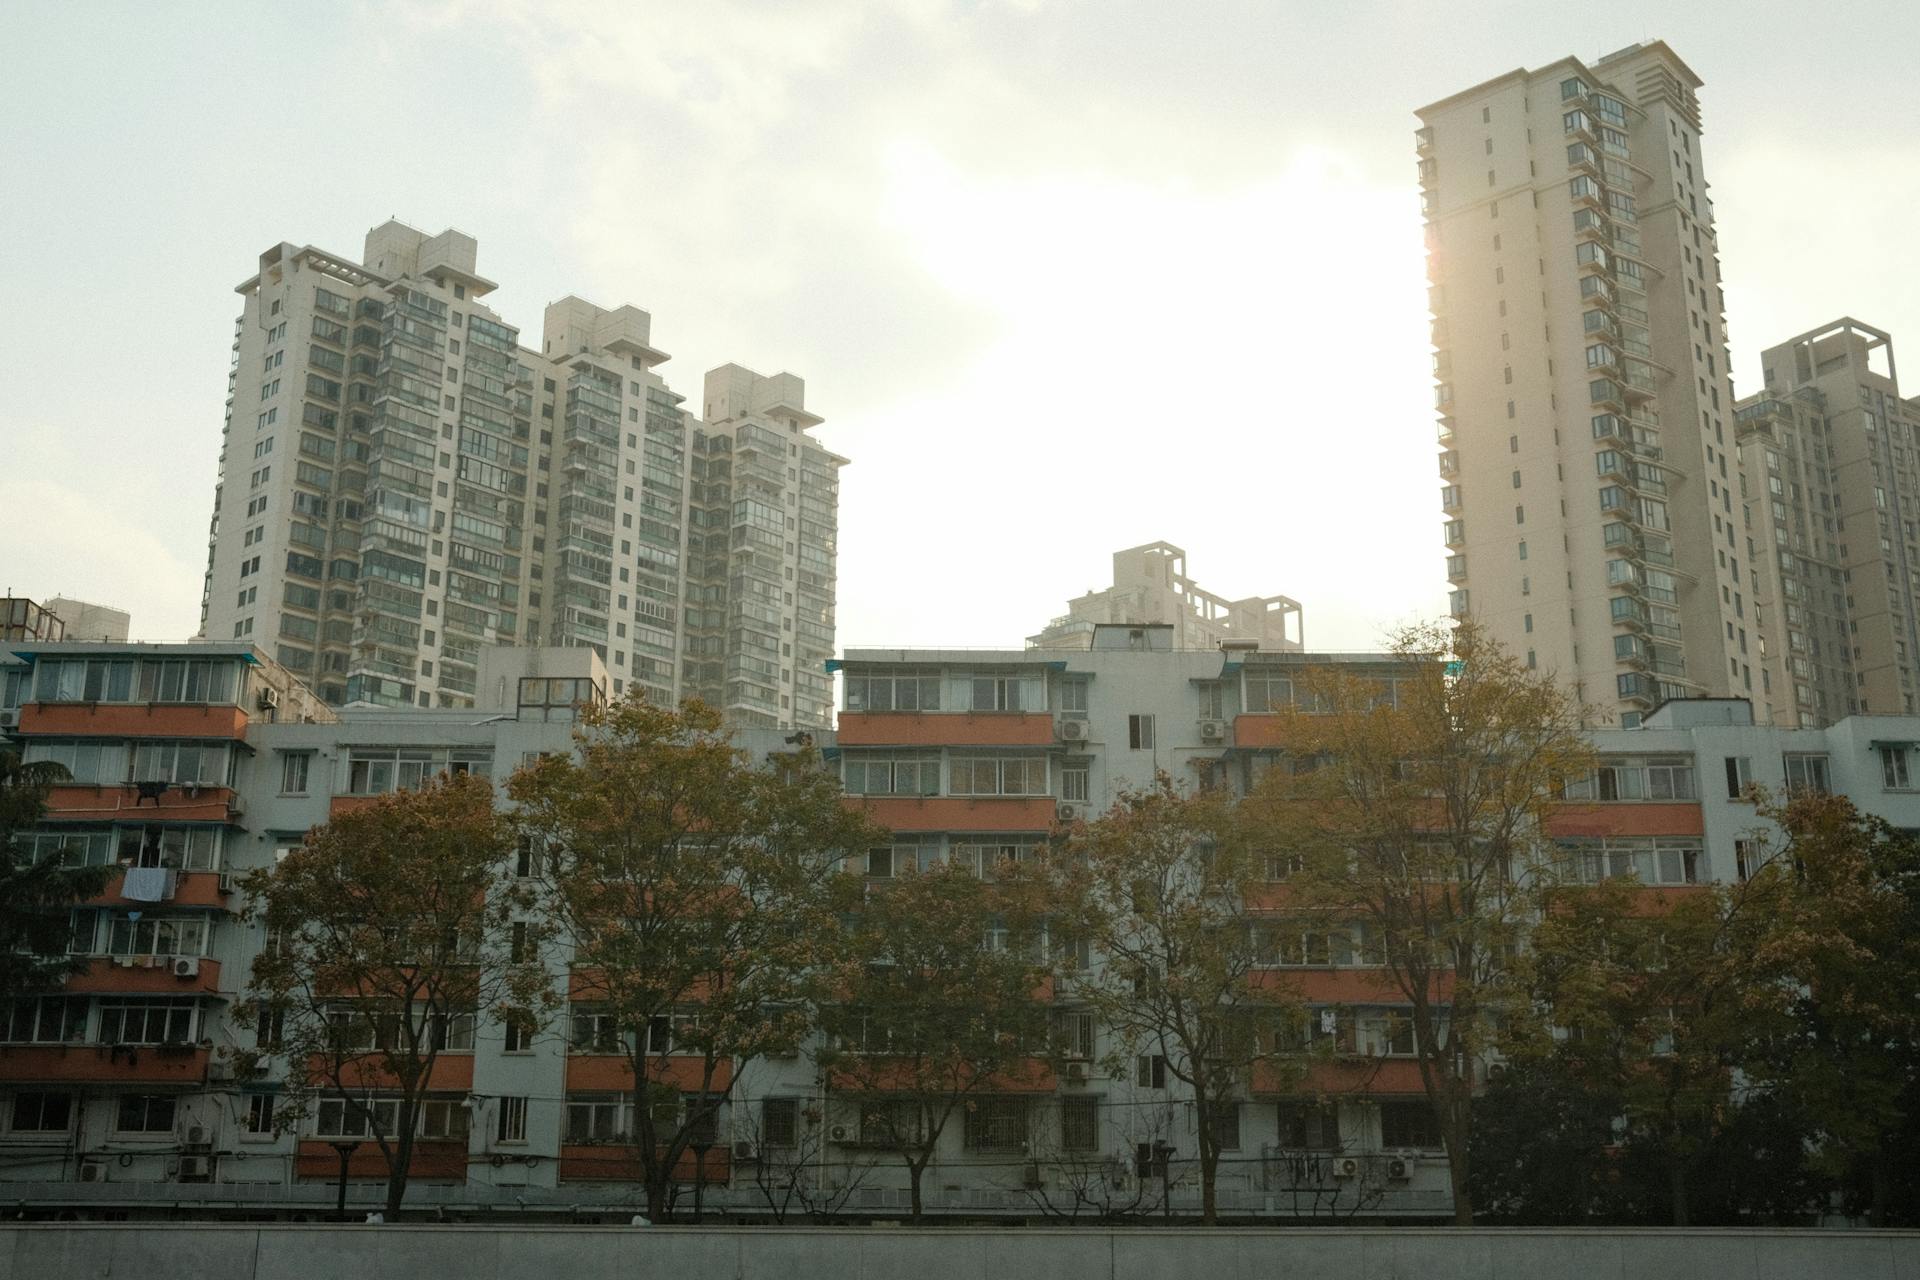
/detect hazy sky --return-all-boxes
[3,1,1916,651]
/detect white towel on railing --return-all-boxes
[122,867,174,902]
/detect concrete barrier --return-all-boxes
[3,1223,1918,1280]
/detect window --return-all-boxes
[567,1093,630,1144]
[1059,680,1089,715]
[11,1092,72,1133]
[347,748,492,794]
[243,1094,276,1137]
[97,997,195,1046]
[1883,746,1912,790]
[1735,838,1760,882]
[1,997,87,1044]
[496,1095,528,1143]
[1724,756,1753,799]
[844,669,940,712]
[1128,714,1156,750]
[842,754,940,796]
[504,1017,533,1053]
[1061,764,1090,803]
[1057,1096,1099,1152]
[315,1096,398,1139]
[1277,1103,1341,1150]
[280,752,311,795]
[569,1006,628,1054]
[1380,1101,1440,1149]
[1560,837,1701,886]
[115,1094,178,1134]
[970,676,1023,711]
[1135,1054,1168,1089]
[104,914,209,958]
[963,1098,1029,1152]
[1206,1102,1241,1151]
[1784,753,1831,794]
[949,756,1048,796]
[762,1097,799,1148]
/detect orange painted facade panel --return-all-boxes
[328,796,385,819]
[1547,802,1705,837]
[1233,714,1291,749]
[564,1055,733,1093]
[295,1139,468,1182]
[0,1044,209,1084]
[828,1055,1055,1095]
[87,871,227,910]
[65,957,223,996]
[41,785,234,824]
[558,1144,729,1183]
[18,703,250,740]
[1245,967,1427,1004]
[314,1055,476,1091]
[837,712,1057,748]
[854,795,1056,834]
[1250,1056,1427,1096]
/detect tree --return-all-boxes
[816,858,1055,1222]
[0,751,113,994]
[1740,791,1920,1225]
[239,771,545,1215]
[1054,775,1298,1225]
[1248,619,1592,1224]
[508,696,879,1223]
[1468,1056,1626,1224]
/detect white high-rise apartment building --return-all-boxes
[197,221,843,729]
[1419,42,1753,727]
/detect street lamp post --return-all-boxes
[329,1141,361,1220]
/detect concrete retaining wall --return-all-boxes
[4,1223,1918,1280]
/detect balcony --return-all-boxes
[559,1144,728,1184]
[0,1042,209,1085]
[42,784,235,825]
[66,956,222,996]
[88,870,228,910]
[17,703,249,740]
[296,1140,467,1183]
[565,1054,732,1093]
[836,712,1056,748]
[1414,126,1434,153]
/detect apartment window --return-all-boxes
[1724,756,1753,799]
[1060,679,1089,714]
[1734,838,1760,882]
[496,1096,528,1143]
[1562,837,1701,886]
[949,756,1048,796]
[280,752,311,795]
[1380,1101,1441,1149]
[845,669,940,712]
[504,1018,533,1053]
[1783,753,1831,794]
[1061,1096,1099,1152]
[1277,1103,1341,1150]
[1883,746,1912,790]
[10,1093,72,1134]
[970,676,1023,711]
[315,1097,398,1139]
[762,1097,800,1148]
[115,1095,178,1135]
[1128,714,1156,750]
[1206,1102,1241,1151]
[964,1098,1030,1153]
[1061,764,1090,803]
[1135,1054,1168,1089]
[843,754,940,796]
[1,996,87,1044]
[243,1094,277,1137]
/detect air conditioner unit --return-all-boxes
[731,1140,758,1161]
[1064,1061,1091,1084]
[1333,1157,1361,1180]
[227,795,246,818]
[1022,1161,1043,1189]
[257,687,281,712]
[1060,720,1090,742]
[0,709,18,730]
[1486,1061,1510,1081]
[173,957,201,979]
[1386,1155,1414,1181]
[217,872,236,895]
[177,1155,212,1183]
[1199,719,1226,741]
[1057,803,1083,822]
[77,1162,104,1183]
[184,1125,209,1147]
[827,1124,852,1143]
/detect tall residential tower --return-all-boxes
[197,221,842,729]
[1419,42,1752,726]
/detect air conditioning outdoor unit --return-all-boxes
[828,1124,852,1143]
[1386,1154,1415,1181]
[1060,720,1090,742]
[1057,803,1081,822]
[1064,1061,1091,1084]
[0,710,18,730]
[1486,1061,1510,1081]
[257,687,281,712]
[217,872,236,895]
[1333,1157,1361,1180]
[77,1162,104,1183]
[731,1140,758,1161]
[177,1156,212,1183]
[1199,719,1226,741]
[227,796,246,818]
[184,1125,209,1147]
[173,957,201,979]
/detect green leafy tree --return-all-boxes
[239,771,546,1215]
[508,696,879,1223]
[1468,1055,1626,1224]
[1050,775,1296,1225]
[817,858,1055,1222]
[0,751,112,993]
[1249,619,1591,1224]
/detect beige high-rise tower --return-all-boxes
[1419,42,1751,726]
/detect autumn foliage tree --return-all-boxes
[508,696,879,1223]
[240,770,545,1215]
[817,857,1055,1222]
[0,752,112,995]
[1248,620,1591,1224]
[1050,776,1297,1225]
